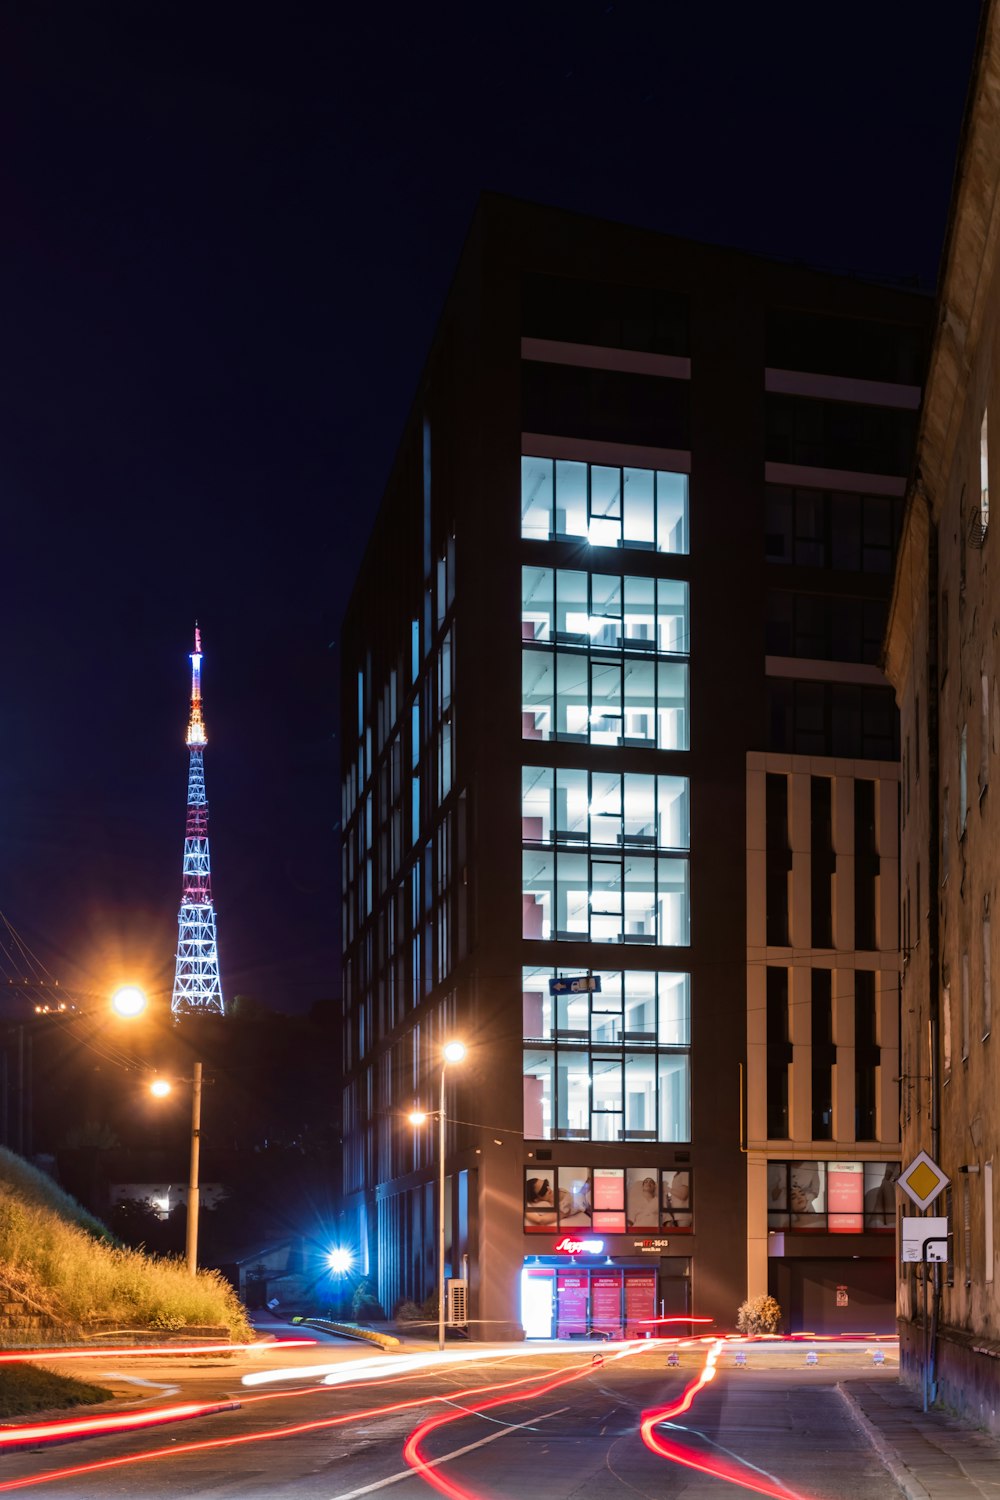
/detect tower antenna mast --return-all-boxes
[171,625,225,1017]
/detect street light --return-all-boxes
[110,986,148,1020]
[149,1062,204,1276]
[112,984,202,1277]
[409,1039,466,1349]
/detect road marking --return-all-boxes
[662,1422,795,1495]
[328,1406,570,1499]
[99,1374,181,1395]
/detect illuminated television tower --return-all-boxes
[171,626,225,1018]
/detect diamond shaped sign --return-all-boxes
[899,1150,949,1211]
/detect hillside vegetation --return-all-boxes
[0,1149,252,1341]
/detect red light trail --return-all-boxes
[640,1338,810,1500]
[401,1343,649,1500]
[0,1353,609,1493]
[0,1338,315,1364]
[636,1316,714,1328]
[0,1400,240,1450]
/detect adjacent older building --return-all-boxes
[884,1,1000,1424]
[342,195,928,1339]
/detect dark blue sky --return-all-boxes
[0,2,982,1010]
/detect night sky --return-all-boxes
[0,3,982,1012]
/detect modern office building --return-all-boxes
[884,2,1000,1424]
[341,196,929,1338]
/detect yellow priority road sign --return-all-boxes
[899,1150,949,1211]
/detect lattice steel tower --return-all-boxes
[171,626,225,1017]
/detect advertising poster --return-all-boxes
[626,1168,660,1228]
[591,1272,623,1337]
[556,1273,588,1337]
[558,1168,593,1225]
[593,1168,626,1231]
[789,1161,826,1228]
[767,1162,789,1228]
[661,1170,692,1230]
[827,1161,863,1232]
[864,1162,898,1228]
[524,1169,557,1231]
[624,1269,657,1337]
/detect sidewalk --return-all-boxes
[841,1379,1000,1500]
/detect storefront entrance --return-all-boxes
[522,1258,690,1338]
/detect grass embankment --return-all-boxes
[0,1364,112,1417]
[0,1148,252,1342]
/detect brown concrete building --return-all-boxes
[884,2,1000,1424]
[342,196,928,1339]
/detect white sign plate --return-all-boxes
[901,1216,949,1262]
[898,1150,949,1211]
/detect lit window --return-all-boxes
[521,456,689,554]
[522,571,690,749]
[521,969,691,1142]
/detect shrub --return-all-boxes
[351,1279,383,1321]
[0,1151,253,1343]
[736,1294,782,1335]
[394,1300,423,1322]
[0,1363,112,1417]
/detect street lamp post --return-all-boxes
[410,1039,466,1351]
[149,1065,203,1275]
[186,1060,202,1276]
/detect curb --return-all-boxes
[835,1384,931,1500]
[293,1318,400,1350]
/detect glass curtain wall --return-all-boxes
[521,969,691,1142]
[522,567,689,749]
[521,458,689,553]
[521,769,690,946]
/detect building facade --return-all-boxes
[884,2,1000,1424]
[341,197,928,1338]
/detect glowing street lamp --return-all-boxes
[327,1247,354,1276]
[409,1040,466,1349]
[110,986,148,1020]
[149,1077,172,1099]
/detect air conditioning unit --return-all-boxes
[446,1278,468,1326]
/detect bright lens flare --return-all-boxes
[327,1247,354,1275]
[408,1110,428,1126]
[149,1078,172,1099]
[111,985,147,1018]
[443,1040,466,1063]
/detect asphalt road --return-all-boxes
[0,1340,902,1499]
